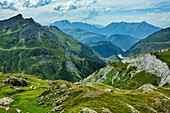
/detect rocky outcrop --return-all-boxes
[82,91,102,98]
[65,53,81,79]
[80,108,97,113]
[83,65,113,83]
[122,53,170,86]
[0,97,13,105]
[3,76,30,86]
[137,84,157,93]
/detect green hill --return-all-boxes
[126,27,170,56]
[108,34,139,50]
[89,41,124,58]
[0,14,105,82]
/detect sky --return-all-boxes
[0,0,170,28]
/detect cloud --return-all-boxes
[82,9,99,20]
[0,0,55,11]
[53,0,98,11]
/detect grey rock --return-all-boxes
[8,86,14,89]
[0,97,13,105]
[122,53,170,86]
[80,108,97,113]
[15,88,25,92]
[60,84,68,89]
[0,84,6,87]
[43,103,52,108]
[82,91,102,98]
[105,89,114,92]
[51,105,62,112]
[39,102,45,105]
[3,76,29,86]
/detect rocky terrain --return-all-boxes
[83,49,170,89]
[0,73,169,113]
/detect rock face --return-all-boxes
[3,76,29,86]
[122,53,170,86]
[83,65,113,83]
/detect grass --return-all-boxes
[0,73,169,113]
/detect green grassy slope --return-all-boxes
[126,27,170,56]
[89,41,124,58]
[0,73,169,113]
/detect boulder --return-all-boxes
[60,84,68,89]
[138,84,157,93]
[43,103,52,108]
[30,85,35,90]
[0,84,6,87]
[0,97,13,105]
[105,89,114,92]
[82,91,102,98]
[39,102,44,105]
[51,105,62,112]
[15,88,25,92]
[3,76,29,86]
[80,108,97,113]
[8,86,14,89]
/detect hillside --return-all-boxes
[61,28,106,45]
[126,27,170,56]
[0,73,169,112]
[108,34,139,50]
[89,41,124,58]
[83,49,170,89]
[52,20,160,39]
[0,14,105,82]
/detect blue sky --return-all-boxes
[0,0,170,28]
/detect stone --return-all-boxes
[60,84,68,89]
[15,88,25,92]
[30,85,35,90]
[73,82,81,85]
[102,108,112,113]
[82,91,102,98]
[3,76,29,86]
[69,89,82,96]
[8,86,14,89]
[0,84,6,87]
[51,105,62,112]
[39,102,45,105]
[104,89,114,92]
[80,108,97,113]
[138,84,157,93]
[43,103,52,108]
[0,97,13,105]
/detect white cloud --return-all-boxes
[53,0,98,11]
[0,0,56,10]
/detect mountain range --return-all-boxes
[52,20,161,39]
